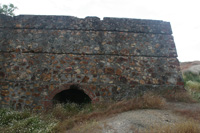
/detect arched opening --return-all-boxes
[52,85,91,105]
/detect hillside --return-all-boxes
[180,61,200,72]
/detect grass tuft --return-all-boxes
[161,89,196,103]
[0,108,58,133]
[148,120,200,133]
[174,109,200,122]
[183,67,200,101]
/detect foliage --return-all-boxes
[183,71,200,84]
[0,3,17,17]
[183,69,200,101]
[0,108,57,133]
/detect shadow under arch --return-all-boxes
[42,84,98,109]
[52,84,91,105]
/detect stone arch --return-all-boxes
[42,83,98,109]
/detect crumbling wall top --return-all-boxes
[0,15,172,34]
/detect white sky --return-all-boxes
[1,0,200,62]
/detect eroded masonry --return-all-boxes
[0,15,184,110]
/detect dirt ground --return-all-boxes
[69,102,200,133]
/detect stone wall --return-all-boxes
[0,15,184,110]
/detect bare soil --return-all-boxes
[69,102,200,133]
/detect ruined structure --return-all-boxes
[0,15,184,110]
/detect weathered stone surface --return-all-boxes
[0,29,176,56]
[0,15,183,110]
[0,15,172,34]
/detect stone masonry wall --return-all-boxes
[0,15,184,110]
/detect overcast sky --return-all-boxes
[1,0,200,62]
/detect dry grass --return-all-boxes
[148,120,200,133]
[159,89,196,103]
[174,109,200,122]
[106,92,166,114]
[52,92,166,132]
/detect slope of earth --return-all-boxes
[180,61,200,71]
[68,102,200,133]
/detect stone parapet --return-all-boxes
[0,15,172,34]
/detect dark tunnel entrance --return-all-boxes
[52,85,91,105]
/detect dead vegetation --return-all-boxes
[160,89,197,103]
[1,90,199,133]
[52,92,166,132]
[174,109,200,122]
[148,120,200,133]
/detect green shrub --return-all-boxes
[183,69,200,101]
[0,108,57,133]
[186,81,200,91]
[183,71,200,84]
[0,108,31,126]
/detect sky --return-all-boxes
[1,0,200,62]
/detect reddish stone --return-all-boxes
[60,60,66,64]
[92,97,99,102]
[56,66,61,69]
[104,67,115,74]
[52,60,58,64]
[25,100,31,104]
[95,92,100,96]
[18,99,24,103]
[176,82,184,86]
[45,96,50,100]
[1,90,9,96]
[81,76,89,83]
[16,103,22,110]
[64,67,72,73]
[26,92,31,95]
[13,66,19,71]
[120,49,129,54]
[28,60,34,65]
[51,56,55,60]
[21,87,26,91]
[116,68,122,75]
[80,61,88,65]
[91,68,97,75]
[74,57,81,60]
[42,101,52,108]
[11,54,16,58]
[130,80,139,85]
[70,62,76,65]
[116,57,128,63]
[89,85,96,90]
[120,76,127,83]
[147,68,154,73]
[32,93,40,97]
[41,73,51,81]
[0,72,5,78]
[33,106,42,110]
[37,87,43,92]
[15,48,21,53]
